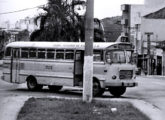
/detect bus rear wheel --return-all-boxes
[108,87,126,97]
[48,85,62,92]
[93,80,105,97]
[27,76,43,91]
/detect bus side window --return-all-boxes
[5,47,11,57]
[94,50,103,61]
[65,50,74,60]
[47,49,55,59]
[56,50,64,60]
[29,48,37,58]
[21,48,29,58]
[38,49,46,59]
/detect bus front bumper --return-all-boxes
[105,82,138,87]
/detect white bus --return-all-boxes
[2,42,137,97]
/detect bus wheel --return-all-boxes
[48,85,62,92]
[93,80,104,97]
[108,87,126,97]
[27,76,43,91]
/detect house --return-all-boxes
[121,0,165,75]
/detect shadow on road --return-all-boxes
[4,87,140,100]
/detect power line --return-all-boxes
[0,5,45,15]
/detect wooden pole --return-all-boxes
[145,32,153,75]
[83,0,94,102]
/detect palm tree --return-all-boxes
[30,0,105,42]
[30,0,85,42]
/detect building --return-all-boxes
[121,0,165,75]
[15,17,39,34]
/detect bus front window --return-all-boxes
[106,51,126,64]
[126,51,133,63]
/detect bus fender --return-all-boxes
[93,77,105,88]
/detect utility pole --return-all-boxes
[83,0,94,102]
[145,32,153,75]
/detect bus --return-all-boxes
[1,42,137,97]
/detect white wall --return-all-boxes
[141,18,165,42]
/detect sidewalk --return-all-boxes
[138,75,165,80]
[0,96,29,120]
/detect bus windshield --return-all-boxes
[126,51,133,63]
[106,50,133,64]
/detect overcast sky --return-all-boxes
[0,0,144,25]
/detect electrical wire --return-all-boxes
[0,5,45,15]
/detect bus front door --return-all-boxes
[74,51,84,86]
[11,48,20,83]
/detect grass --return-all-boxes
[17,98,150,120]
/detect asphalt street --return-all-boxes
[0,68,165,120]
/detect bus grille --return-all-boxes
[119,70,133,80]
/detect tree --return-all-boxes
[16,29,29,41]
[30,0,84,42]
[0,30,10,59]
[30,0,105,42]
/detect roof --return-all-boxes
[6,41,127,50]
[144,7,165,19]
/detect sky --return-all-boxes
[0,0,144,26]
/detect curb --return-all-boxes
[1,96,163,120]
[137,75,165,80]
[0,96,30,120]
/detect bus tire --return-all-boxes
[48,85,62,92]
[108,87,126,97]
[93,79,105,97]
[27,76,43,91]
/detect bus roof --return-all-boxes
[6,41,131,50]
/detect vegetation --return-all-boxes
[16,30,29,41]
[0,30,10,59]
[30,0,105,42]
[17,98,150,120]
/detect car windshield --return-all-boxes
[106,50,126,63]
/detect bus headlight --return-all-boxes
[112,75,117,80]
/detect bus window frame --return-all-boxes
[37,48,46,59]
[21,48,29,59]
[12,48,20,58]
[65,49,74,60]
[46,49,55,59]
[105,49,127,64]
[29,48,37,58]
[5,47,12,58]
[93,50,103,62]
[56,49,65,60]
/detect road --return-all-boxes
[0,69,165,119]
[125,76,165,112]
